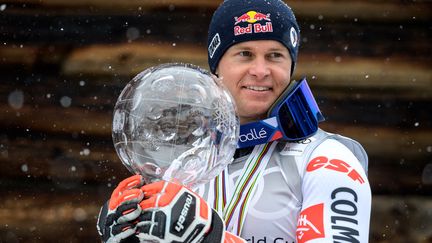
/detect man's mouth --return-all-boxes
[244,86,271,91]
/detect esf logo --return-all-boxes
[306,156,365,184]
[239,128,268,142]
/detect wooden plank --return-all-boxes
[0,45,73,70]
[0,189,103,243]
[59,43,432,96]
[2,10,429,65]
[0,190,431,242]
[2,76,430,136]
[1,44,430,100]
[4,121,431,166]
[290,1,432,22]
[371,195,432,242]
[61,42,208,77]
[368,163,432,195]
[319,124,432,163]
[1,0,219,9]
[1,122,431,194]
[0,136,124,181]
[1,3,430,60]
[297,54,432,90]
[1,0,430,22]
[0,46,38,67]
[1,105,112,136]
[0,102,431,156]
[57,43,423,83]
[0,0,430,241]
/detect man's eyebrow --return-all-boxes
[231,45,287,52]
[268,47,288,52]
[231,45,253,50]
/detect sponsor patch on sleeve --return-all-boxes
[280,137,316,156]
[296,203,325,242]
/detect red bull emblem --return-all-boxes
[234,11,271,24]
[233,11,273,36]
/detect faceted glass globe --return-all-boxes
[112,63,239,188]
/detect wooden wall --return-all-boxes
[1,0,431,242]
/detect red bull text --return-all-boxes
[233,11,273,36]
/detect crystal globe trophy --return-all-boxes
[112,63,239,188]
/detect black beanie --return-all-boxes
[207,0,300,75]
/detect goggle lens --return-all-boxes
[276,79,324,140]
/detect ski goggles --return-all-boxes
[237,78,325,148]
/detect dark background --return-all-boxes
[0,0,431,242]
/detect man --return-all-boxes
[97,0,372,242]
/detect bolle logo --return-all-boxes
[175,193,193,232]
[296,203,325,242]
[239,128,267,142]
[306,156,365,184]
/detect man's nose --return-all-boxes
[248,57,270,79]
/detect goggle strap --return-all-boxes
[237,78,324,148]
[237,117,282,148]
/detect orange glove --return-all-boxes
[97,175,146,243]
[97,175,245,243]
[135,180,246,243]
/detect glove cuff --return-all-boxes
[97,200,109,239]
[202,209,224,243]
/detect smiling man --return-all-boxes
[97,1,372,242]
[216,40,293,124]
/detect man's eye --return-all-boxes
[239,51,252,57]
[269,52,283,58]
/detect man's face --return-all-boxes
[217,40,292,124]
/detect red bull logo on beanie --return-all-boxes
[234,11,270,24]
[234,11,273,36]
